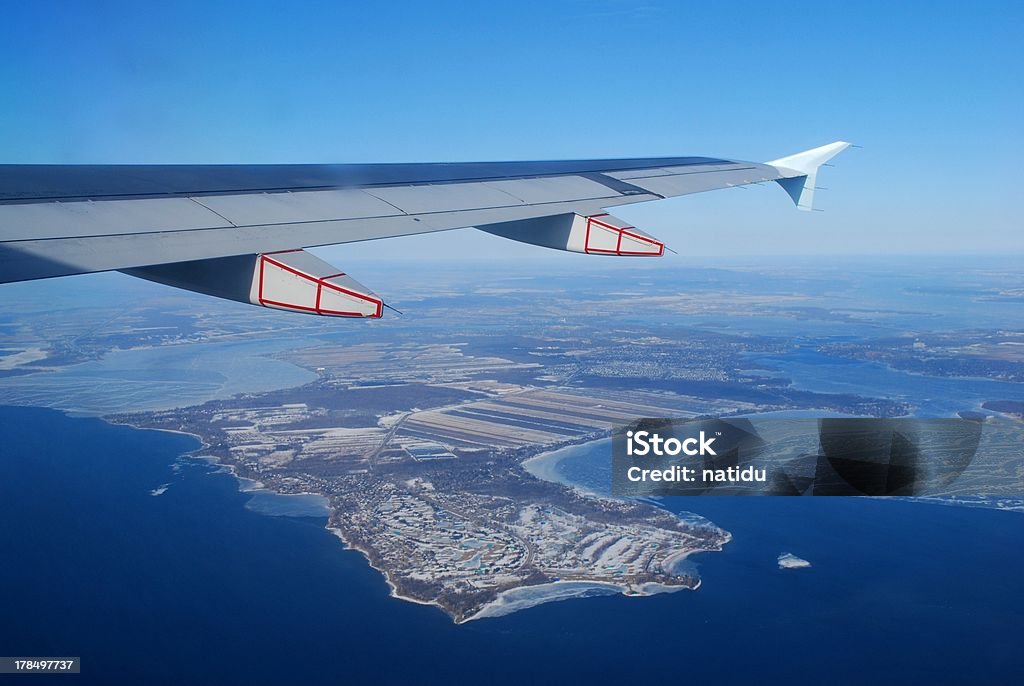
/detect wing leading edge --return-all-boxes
[0,143,849,316]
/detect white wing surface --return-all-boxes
[0,143,849,317]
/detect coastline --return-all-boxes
[462,576,702,623]
[331,522,706,624]
[108,416,443,616]
[326,526,444,610]
[520,438,609,497]
[325,528,442,614]
[108,418,330,514]
[109,415,728,624]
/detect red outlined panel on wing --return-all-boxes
[255,251,382,318]
[580,214,664,257]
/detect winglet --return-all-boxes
[767,141,851,211]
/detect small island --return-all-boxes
[778,552,812,569]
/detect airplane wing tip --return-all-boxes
[767,141,853,211]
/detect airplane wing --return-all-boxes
[0,141,849,318]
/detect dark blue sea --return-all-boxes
[2,405,1022,685]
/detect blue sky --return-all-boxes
[1,0,1021,258]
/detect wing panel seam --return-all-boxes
[188,197,239,228]
[0,192,641,244]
